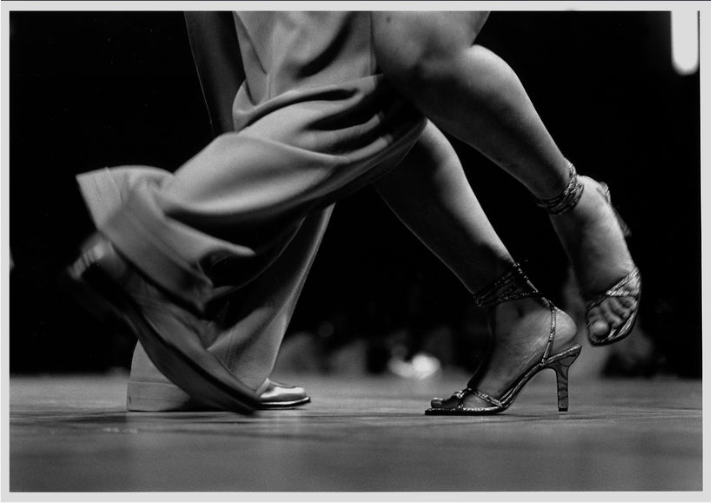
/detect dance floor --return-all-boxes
[7,371,703,494]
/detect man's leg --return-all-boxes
[126,207,332,411]
[77,166,328,409]
[67,76,426,412]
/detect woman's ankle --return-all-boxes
[489,297,551,339]
[489,297,577,350]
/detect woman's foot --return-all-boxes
[430,264,579,412]
[456,297,578,409]
[547,174,640,343]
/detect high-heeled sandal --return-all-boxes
[425,263,582,415]
[535,161,642,346]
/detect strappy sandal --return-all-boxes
[535,161,642,346]
[425,263,582,415]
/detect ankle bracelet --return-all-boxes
[534,160,585,215]
[473,262,542,310]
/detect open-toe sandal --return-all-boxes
[425,263,582,415]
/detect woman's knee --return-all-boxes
[372,12,489,86]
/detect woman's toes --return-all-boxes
[587,304,614,337]
[587,315,610,338]
[430,397,445,408]
[600,297,635,323]
[588,299,634,337]
[608,297,633,319]
[617,295,638,310]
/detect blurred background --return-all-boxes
[9,11,701,381]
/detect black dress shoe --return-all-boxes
[63,234,259,414]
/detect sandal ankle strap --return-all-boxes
[473,262,542,310]
[535,160,585,215]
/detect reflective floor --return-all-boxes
[8,371,703,494]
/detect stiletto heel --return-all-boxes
[535,160,642,346]
[425,263,582,416]
[547,348,581,412]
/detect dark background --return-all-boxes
[9,12,701,377]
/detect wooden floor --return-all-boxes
[8,371,704,495]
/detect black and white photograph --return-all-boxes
[3,1,705,499]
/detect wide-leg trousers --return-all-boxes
[78,75,426,394]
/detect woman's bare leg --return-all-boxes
[375,123,576,405]
[371,12,638,339]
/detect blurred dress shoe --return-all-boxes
[63,234,259,413]
[124,316,310,411]
[127,375,310,411]
[258,380,310,408]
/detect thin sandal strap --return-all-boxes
[470,389,503,408]
[473,262,542,310]
[535,160,585,215]
[585,267,641,308]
